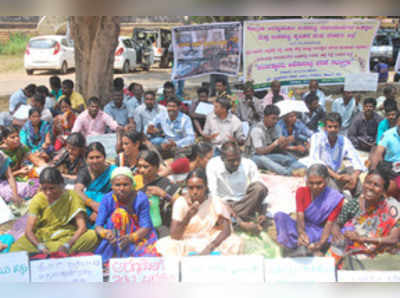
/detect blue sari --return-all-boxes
[20,120,53,153]
[85,165,117,218]
[0,234,15,253]
[95,191,159,263]
[274,186,343,249]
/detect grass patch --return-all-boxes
[0,32,30,56]
[0,54,24,73]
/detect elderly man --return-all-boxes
[203,97,246,153]
[206,141,269,232]
[249,104,306,176]
[104,88,135,128]
[309,112,365,196]
[331,88,361,135]
[262,80,290,107]
[236,82,264,127]
[347,97,383,152]
[302,80,326,110]
[147,97,195,157]
[72,96,119,136]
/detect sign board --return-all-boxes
[265,257,336,282]
[181,256,264,283]
[244,19,379,89]
[172,22,242,80]
[109,257,180,283]
[86,133,117,160]
[30,255,103,283]
[0,252,30,283]
[0,196,15,224]
[344,72,378,91]
[337,271,400,282]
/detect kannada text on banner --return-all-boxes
[244,19,380,90]
[172,22,242,80]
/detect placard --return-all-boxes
[86,133,117,160]
[109,257,180,283]
[30,255,103,283]
[265,257,336,282]
[344,72,378,91]
[0,196,15,224]
[194,102,214,116]
[13,104,30,120]
[244,19,379,89]
[0,252,30,283]
[337,270,400,282]
[181,256,264,283]
[172,22,242,80]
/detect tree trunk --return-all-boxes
[69,16,120,107]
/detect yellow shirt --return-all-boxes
[59,91,86,110]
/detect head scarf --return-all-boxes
[111,166,136,189]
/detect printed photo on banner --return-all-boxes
[172,22,242,80]
[243,18,380,90]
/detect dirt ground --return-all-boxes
[0,61,399,112]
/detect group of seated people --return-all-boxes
[0,75,400,271]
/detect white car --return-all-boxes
[24,35,75,75]
[114,37,137,73]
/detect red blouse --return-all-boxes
[296,186,343,222]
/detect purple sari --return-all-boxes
[274,186,343,249]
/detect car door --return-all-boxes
[60,38,73,67]
[122,39,136,69]
[67,39,75,68]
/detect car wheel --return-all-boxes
[26,69,34,75]
[122,60,130,73]
[60,61,68,74]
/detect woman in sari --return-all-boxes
[115,130,145,172]
[10,167,98,253]
[19,108,53,159]
[94,167,159,263]
[274,164,344,256]
[0,126,40,203]
[136,150,179,235]
[156,168,243,256]
[332,164,400,262]
[53,97,77,151]
[51,132,86,184]
[75,142,117,225]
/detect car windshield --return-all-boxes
[29,39,57,49]
[373,35,390,46]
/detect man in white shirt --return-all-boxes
[309,112,365,196]
[206,141,269,232]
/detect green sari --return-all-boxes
[10,190,98,253]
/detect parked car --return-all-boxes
[370,30,400,69]
[24,35,75,75]
[114,37,138,73]
[132,28,172,68]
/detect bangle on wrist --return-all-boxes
[37,243,46,251]
[99,229,108,238]
[85,198,93,207]
[129,232,139,243]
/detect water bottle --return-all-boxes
[149,195,162,228]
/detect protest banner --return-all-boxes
[30,255,103,283]
[181,256,264,283]
[172,22,241,80]
[344,72,379,91]
[265,257,336,282]
[0,252,30,283]
[109,257,180,283]
[337,271,400,282]
[244,19,379,90]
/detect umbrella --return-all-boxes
[274,99,309,117]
